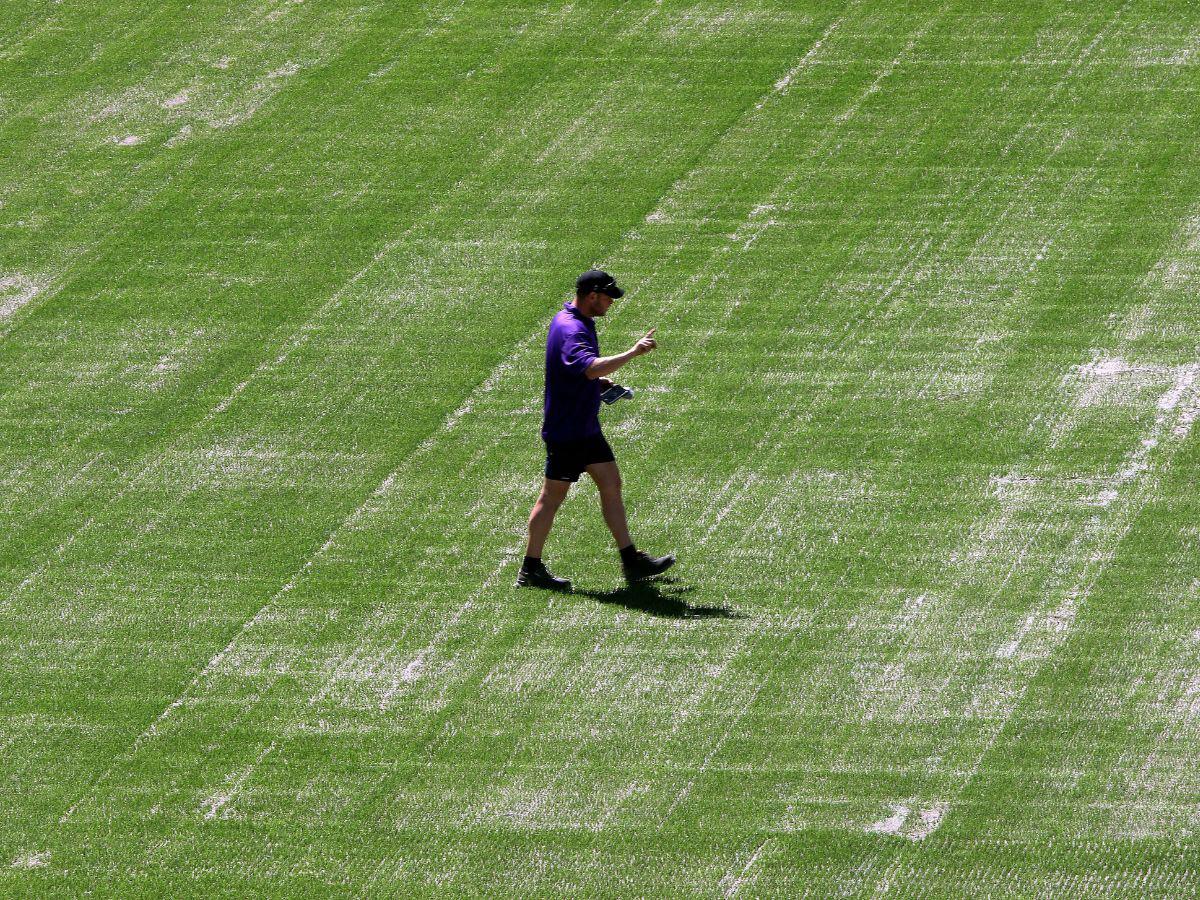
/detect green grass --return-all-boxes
[3,0,1200,895]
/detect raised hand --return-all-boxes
[632,327,657,356]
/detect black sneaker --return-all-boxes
[515,562,572,591]
[623,550,676,582]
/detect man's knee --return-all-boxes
[538,480,570,510]
[588,462,621,494]
[597,477,622,500]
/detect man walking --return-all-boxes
[517,269,676,591]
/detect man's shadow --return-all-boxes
[571,576,743,619]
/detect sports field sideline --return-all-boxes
[3,0,1200,895]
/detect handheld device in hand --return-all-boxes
[600,383,634,405]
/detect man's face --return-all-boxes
[586,290,614,317]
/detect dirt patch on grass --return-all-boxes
[0,273,45,320]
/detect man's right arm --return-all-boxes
[585,328,657,380]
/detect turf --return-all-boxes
[3,0,1200,895]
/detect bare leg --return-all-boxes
[586,461,632,549]
[525,478,572,558]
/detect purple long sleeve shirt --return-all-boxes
[542,301,602,442]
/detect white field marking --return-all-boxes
[1065,354,1161,405]
[113,134,142,146]
[10,389,358,611]
[0,448,104,522]
[911,803,947,839]
[459,663,615,836]
[1119,214,1200,342]
[66,0,364,145]
[758,13,848,108]
[1050,352,1175,446]
[19,452,105,524]
[375,546,518,710]
[591,779,648,831]
[836,22,933,125]
[695,469,761,545]
[1,376,187,596]
[641,8,848,226]
[165,123,193,147]
[144,330,207,392]
[890,594,927,635]
[368,0,580,79]
[265,0,306,25]
[729,202,780,251]
[720,838,772,897]
[428,336,539,443]
[1131,35,1200,67]
[200,741,276,820]
[1001,0,1132,157]
[533,82,623,165]
[659,7,773,41]
[615,0,663,38]
[0,273,45,320]
[10,850,50,870]
[212,233,405,415]
[201,58,304,130]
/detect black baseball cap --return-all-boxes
[576,269,625,298]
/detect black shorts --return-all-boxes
[544,434,616,483]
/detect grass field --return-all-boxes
[4,0,1200,895]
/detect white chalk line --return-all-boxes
[199,740,277,820]
[758,12,850,109]
[721,838,772,897]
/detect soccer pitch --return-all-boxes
[3,0,1200,894]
